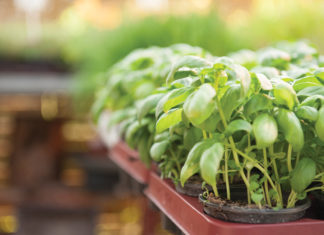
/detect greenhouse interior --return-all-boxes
[0,0,324,234]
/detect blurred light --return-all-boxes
[62,121,96,142]
[13,0,48,13]
[41,94,58,120]
[0,215,17,233]
[135,0,168,11]
[61,168,86,187]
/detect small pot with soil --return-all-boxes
[175,175,210,197]
[199,193,311,224]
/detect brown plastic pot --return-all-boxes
[199,194,311,224]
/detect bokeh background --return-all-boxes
[0,0,324,234]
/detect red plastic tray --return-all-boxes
[145,172,324,235]
[109,141,150,185]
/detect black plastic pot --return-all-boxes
[311,191,324,219]
[199,194,311,224]
[175,175,211,197]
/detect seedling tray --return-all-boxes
[109,141,150,185]
[145,172,324,235]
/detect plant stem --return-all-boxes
[287,190,297,208]
[263,148,271,206]
[269,146,283,204]
[224,148,230,200]
[314,172,324,179]
[248,133,251,146]
[287,144,293,172]
[247,169,251,204]
[170,150,181,172]
[295,152,300,168]
[202,130,208,139]
[216,97,251,202]
[305,186,324,193]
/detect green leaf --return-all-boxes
[234,64,251,96]
[290,158,316,193]
[297,86,324,97]
[244,94,273,118]
[125,119,149,148]
[200,143,224,192]
[166,56,211,84]
[273,81,298,110]
[138,134,153,167]
[163,87,194,112]
[220,84,243,120]
[137,93,165,121]
[155,93,170,118]
[253,113,278,149]
[156,108,183,133]
[180,139,214,186]
[276,109,304,152]
[150,140,169,162]
[293,76,322,92]
[107,108,136,128]
[225,119,252,137]
[295,106,319,122]
[195,112,221,132]
[183,127,203,150]
[251,193,264,204]
[314,68,324,83]
[91,88,109,123]
[300,95,324,108]
[315,107,324,141]
[183,84,216,125]
[255,73,273,90]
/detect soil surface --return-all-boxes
[207,193,271,209]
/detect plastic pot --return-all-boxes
[199,194,311,224]
[311,191,324,219]
[175,175,211,197]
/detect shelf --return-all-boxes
[109,142,150,185]
[145,172,324,235]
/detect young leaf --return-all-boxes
[290,158,316,193]
[220,84,243,120]
[244,94,273,118]
[255,73,273,90]
[138,134,153,167]
[155,93,171,118]
[166,56,211,84]
[180,139,214,186]
[253,113,278,149]
[295,106,319,122]
[297,86,324,97]
[300,95,324,108]
[276,109,304,152]
[163,87,194,112]
[183,84,216,125]
[156,108,183,133]
[200,143,224,192]
[315,107,324,141]
[314,68,324,83]
[183,127,203,150]
[225,119,252,137]
[91,88,110,123]
[150,140,169,162]
[273,81,298,110]
[234,64,251,96]
[137,93,165,121]
[293,76,322,92]
[195,112,221,132]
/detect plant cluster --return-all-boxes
[94,40,324,209]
